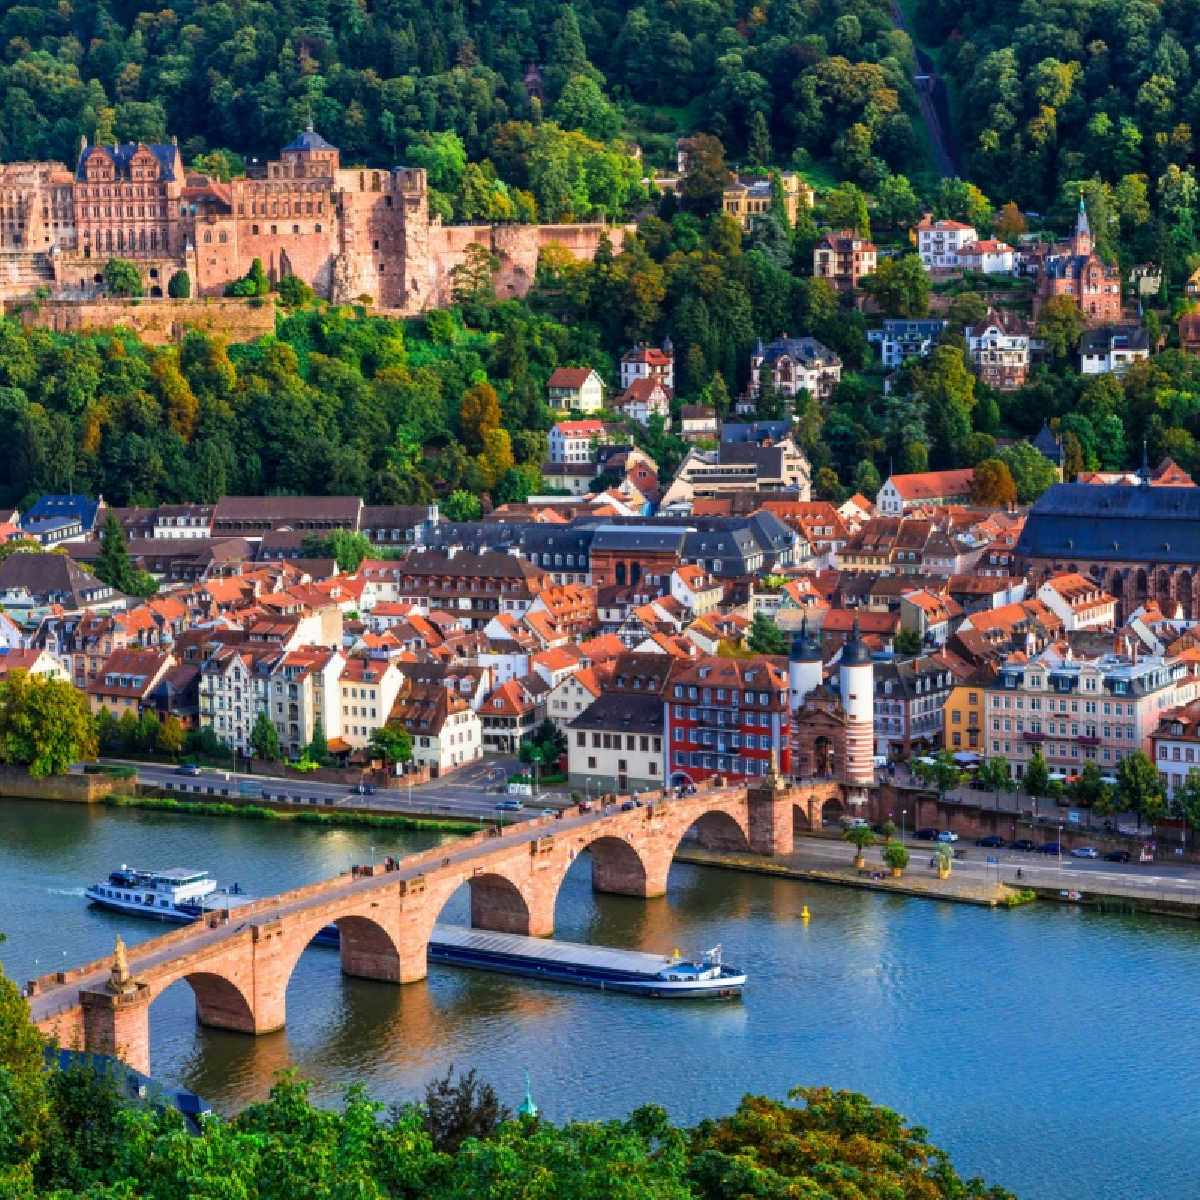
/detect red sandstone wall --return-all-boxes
[8,297,276,345]
[422,222,633,311]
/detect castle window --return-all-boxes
[204,232,212,243]
[252,225,259,235]
[218,231,227,243]
[293,224,299,234]
[270,225,276,234]
[315,223,321,233]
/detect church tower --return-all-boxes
[788,615,823,710]
[1070,193,1092,258]
[838,618,875,797]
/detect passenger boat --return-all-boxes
[427,924,746,998]
[84,866,340,944]
[84,866,251,923]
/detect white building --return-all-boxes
[619,341,674,392]
[916,215,977,269]
[1079,324,1151,376]
[956,239,1014,274]
[1036,574,1117,633]
[966,308,1031,390]
[547,367,606,413]
[548,419,607,464]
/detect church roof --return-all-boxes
[1016,483,1200,564]
[282,121,337,152]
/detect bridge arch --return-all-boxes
[150,968,257,1035]
[467,871,535,936]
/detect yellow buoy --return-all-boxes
[801,905,811,921]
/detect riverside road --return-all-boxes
[95,755,531,823]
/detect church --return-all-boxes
[1031,197,1122,321]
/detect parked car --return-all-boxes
[1038,842,1064,854]
[915,828,939,841]
[619,800,637,812]
[937,830,959,843]
[540,808,556,817]
[1071,846,1099,858]
[843,817,870,829]
[1008,839,1036,851]
[495,798,524,812]
[1103,850,1131,863]
[975,835,1006,847]
[174,763,201,776]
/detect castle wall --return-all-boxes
[8,296,277,345]
[423,221,632,311]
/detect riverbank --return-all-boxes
[674,846,1014,907]
[104,792,479,834]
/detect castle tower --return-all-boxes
[1070,193,1092,258]
[788,615,823,710]
[838,617,874,797]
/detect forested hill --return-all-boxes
[0,0,921,189]
[919,0,1200,244]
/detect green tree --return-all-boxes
[746,612,786,654]
[1035,295,1084,360]
[1170,768,1200,846]
[1024,748,1050,800]
[249,709,280,761]
[370,721,413,771]
[450,242,501,307]
[893,627,923,656]
[0,951,47,1177]
[166,269,190,298]
[277,275,315,308]
[103,257,143,297]
[977,756,1014,799]
[415,1065,511,1155]
[442,490,482,522]
[157,713,185,757]
[998,442,1059,503]
[93,511,134,593]
[948,291,988,327]
[680,133,729,214]
[861,254,930,317]
[875,174,922,232]
[912,748,963,800]
[882,841,910,874]
[306,719,330,766]
[1118,750,1167,829]
[302,530,373,572]
[843,823,877,866]
[1070,760,1115,814]
[0,670,96,776]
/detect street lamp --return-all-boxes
[1058,822,1063,869]
[901,808,907,845]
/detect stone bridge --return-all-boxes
[29,779,844,1074]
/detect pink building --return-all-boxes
[985,644,1198,779]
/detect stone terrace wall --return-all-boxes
[0,766,115,804]
[7,297,277,345]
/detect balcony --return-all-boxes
[1022,731,1046,741]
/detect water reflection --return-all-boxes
[4,799,1200,1200]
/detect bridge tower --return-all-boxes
[838,617,874,802]
[788,616,822,710]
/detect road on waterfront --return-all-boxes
[93,755,534,823]
[800,833,1200,900]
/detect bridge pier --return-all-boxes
[747,778,796,857]
[80,985,151,1076]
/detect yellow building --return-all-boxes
[722,172,813,229]
[943,678,989,753]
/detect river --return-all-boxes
[1,796,1196,1200]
